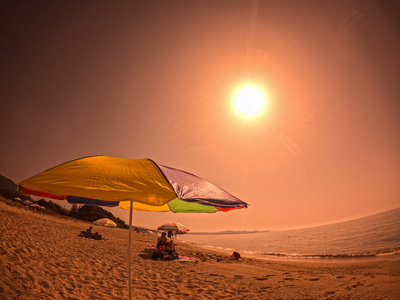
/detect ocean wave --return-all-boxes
[181,240,400,260]
[256,247,400,259]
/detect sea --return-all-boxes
[178,207,400,260]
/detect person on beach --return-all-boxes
[79,227,107,240]
[231,251,241,261]
[166,239,176,256]
[157,232,168,246]
[93,232,102,240]
[156,232,168,253]
[86,226,93,238]
[152,232,174,259]
[79,226,95,239]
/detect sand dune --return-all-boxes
[1,198,399,299]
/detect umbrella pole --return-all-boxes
[128,200,133,300]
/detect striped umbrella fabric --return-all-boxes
[157,222,189,233]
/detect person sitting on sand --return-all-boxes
[93,232,102,240]
[156,232,168,249]
[157,232,168,252]
[231,251,241,261]
[151,232,169,259]
[166,240,176,256]
[78,227,107,240]
[86,226,93,238]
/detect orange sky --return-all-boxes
[1,1,399,231]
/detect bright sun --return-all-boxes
[233,85,267,118]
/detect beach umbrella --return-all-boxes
[93,218,117,227]
[157,222,189,233]
[19,156,248,300]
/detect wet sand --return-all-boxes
[1,197,399,299]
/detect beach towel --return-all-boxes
[175,255,198,262]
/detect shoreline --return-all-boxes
[178,239,400,263]
[1,198,400,299]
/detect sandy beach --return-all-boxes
[1,198,399,300]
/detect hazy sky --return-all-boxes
[1,1,399,231]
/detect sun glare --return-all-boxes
[233,85,266,118]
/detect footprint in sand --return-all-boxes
[39,280,50,289]
[284,277,296,281]
[345,283,362,290]
[307,278,320,281]
[185,283,202,289]
[208,273,225,277]
[254,274,276,280]
[325,290,336,296]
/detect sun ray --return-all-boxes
[278,131,302,157]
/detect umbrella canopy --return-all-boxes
[93,218,117,227]
[19,156,248,300]
[157,222,189,233]
[20,156,247,211]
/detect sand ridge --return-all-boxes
[1,199,399,299]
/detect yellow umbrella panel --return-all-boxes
[20,156,247,210]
